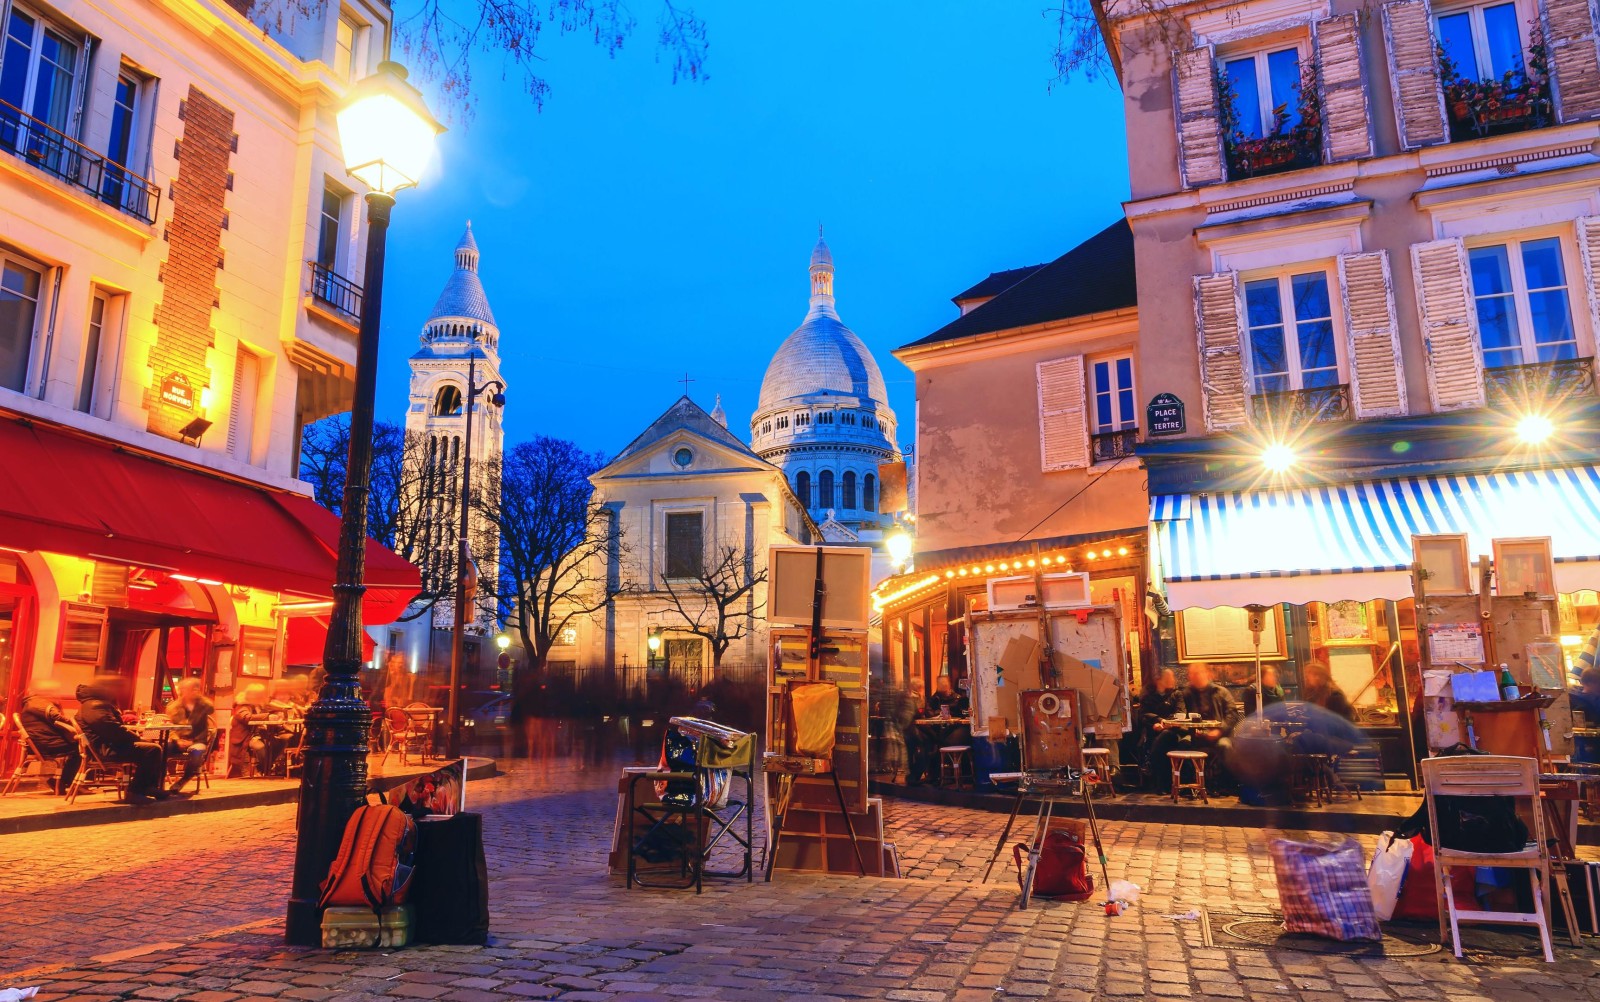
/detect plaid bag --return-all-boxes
[1269,837,1381,941]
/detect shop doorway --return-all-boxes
[0,555,39,773]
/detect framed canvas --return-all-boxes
[1324,599,1370,641]
[1494,536,1555,599]
[1176,605,1286,662]
[1413,534,1472,595]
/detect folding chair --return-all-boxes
[1422,754,1557,962]
[66,734,133,804]
[762,680,866,880]
[3,713,68,796]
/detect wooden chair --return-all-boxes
[1422,754,1556,962]
[170,715,224,794]
[1168,750,1209,803]
[939,745,973,790]
[1081,747,1115,798]
[380,706,416,767]
[763,680,866,880]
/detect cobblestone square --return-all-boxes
[1,756,1593,1001]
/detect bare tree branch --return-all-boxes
[656,540,766,669]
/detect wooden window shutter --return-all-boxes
[1575,216,1600,353]
[1036,356,1090,472]
[1173,46,1225,187]
[1315,14,1374,161]
[1382,0,1449,148]
[1411,238,1485,411]
[1541,0,1600,121]
[1194,272,1249,430]
[1338,251,1408,418]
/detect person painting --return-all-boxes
[19,679,81,795]
[163,677,213,792]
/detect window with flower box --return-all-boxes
[1435,1,1552,140]
[1217,44,1323,180]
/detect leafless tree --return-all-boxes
[657,540,767,670]
[298,415,463,622]
[1046,0,1190,85]
[474,437,622,670]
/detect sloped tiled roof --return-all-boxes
[951,263,1047,305]
[608,396,765,468]
[901,219,1136,351]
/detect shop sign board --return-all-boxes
[160,372,194,410]
[1146,393,1185,435]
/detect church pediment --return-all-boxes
[595,430,773,482]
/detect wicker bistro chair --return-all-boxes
[380,706,418,767]
[169,715,224,795]
[1422,754,1557,962]
[762,680,867,881]
[3,713,71,796]
[66,734,134,804]
[624,718,758,894]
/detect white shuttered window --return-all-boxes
[1412,238,1488,411]
[1174,45,1226,188]
[227,347,261,462]
[1339,251,1409,418]
[1194,272,1250,430]
[1316,14,1375,161]
[1037,355,1090,472]
[1384,0,1451,148]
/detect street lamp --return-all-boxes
[647,627,663,670]
[496,633,511,652]
[446,335,506,759]
[885,528,913,569]
[1260,443,1296,474]
[285,60,441,948]
[1516,413,1554,445]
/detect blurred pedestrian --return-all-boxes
[163,677,213,792]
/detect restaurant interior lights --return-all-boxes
[1261,443,1297,473]
[1516,413,1555,445]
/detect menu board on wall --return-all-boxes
[1176,606,1286,662]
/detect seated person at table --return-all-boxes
[76,677,166,803]
[1146,663,1242,792]
[1301,660,1355,722]
[924,675,969,719]
[907,676,971,786]
[1243,665,1286,717]
[229,684,288,777]
[20,680,81,795]
[163,677,214,791]
[1569,668,1600,764]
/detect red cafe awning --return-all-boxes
[284,615,375,666]
[0,415,419,623]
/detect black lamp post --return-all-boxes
[446,336,505,760]
[284,60,442,947]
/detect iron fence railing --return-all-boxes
[1250,382,1352,425]
[1090,428,1139,463]
[0,98,158,224]
[308,261,364,322]
[1484,356,1596,407]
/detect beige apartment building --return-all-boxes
[0,0,417,764]
[1102,0,1600,780]
[879,221,1147,698]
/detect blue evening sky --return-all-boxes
[371,0,1130,457]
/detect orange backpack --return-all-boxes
[319,804,417,911]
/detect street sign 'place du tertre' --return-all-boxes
[1147,393,1185,436]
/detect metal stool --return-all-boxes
[1081,747,1115,798]
[1168,750,1209,804]
[939,745,973,790]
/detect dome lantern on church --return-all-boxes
[750,232,899,532]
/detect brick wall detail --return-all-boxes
[144,85,234,440]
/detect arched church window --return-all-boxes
[863,414,875,429]
[842,472,857,509]
[434,384,464,416]
[795,471,811,507]
[819,470,834,509]
[820,411,833,424]
[863,474,876,512]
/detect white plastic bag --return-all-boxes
[1108,880,1140,904]
[1367,830,1412,921]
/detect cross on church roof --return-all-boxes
[679,373,695,395]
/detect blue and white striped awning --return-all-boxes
[1150,466,1600,610]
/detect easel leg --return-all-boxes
[1020,798,1053,911]
[831,769,868,876]
[764,773,792,882]
[982,789,1026,883]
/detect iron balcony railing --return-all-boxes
[0,99,159,224]
[1090,428,1140,464]
[1250,383,1352,425]
[1484,356,1596,407]
[307,261,364,322]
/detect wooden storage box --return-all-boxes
[321,904,414,949]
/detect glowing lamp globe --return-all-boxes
[886,530,913,567]
[336,61,443,194]
[1517,413,1554,445]
[647,629,663,653]
[496,633,511,651]
[1261,443,1297,474]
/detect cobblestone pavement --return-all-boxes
[3,754,1597,1001]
